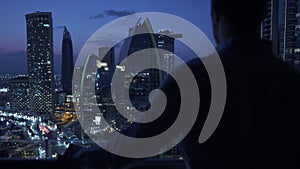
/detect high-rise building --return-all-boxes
[0,88,9,111]
[115,18,182,132]
[62,26,74,96]
[156,30,182,79]
[96,47,117,128]
[97,47,115,88]
[26,12,54,117]
[9,76,29,112]
[118,18,164,121]
[75,53,101,136]
[280,0,298,64]
[262,0,300,70]
[295,0,300,67]
[261,0,279,55]
[96,47,115,100]
[119,18,181,105]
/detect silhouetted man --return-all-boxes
[63,0,300,168]
[177,0,300,168]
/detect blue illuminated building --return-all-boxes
[26,11,54,116]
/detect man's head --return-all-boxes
[211,0,269,44]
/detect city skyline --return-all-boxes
[0,0,299,163]
[0,0,213,75]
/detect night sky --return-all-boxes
[0,0,214,75]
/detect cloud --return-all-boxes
[104,10,134,17]
[89,14,105,19]
[90,10,134,19]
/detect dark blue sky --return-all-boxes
[0,0,214,75]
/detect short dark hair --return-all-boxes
[212,0,269,28]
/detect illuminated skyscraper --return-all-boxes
[155,30,182,79]
[9,76,29,112]
[115,18,182,131]
[118,18,163,114]
[26,12,54,116]
[295,0,300,69]
[96,47,117,128]
[279,0,298,65]
[62,26,74,96]
[96,47,115,100]
[119,18,181,102]
[261,0,279,55]
[262,0,300,70]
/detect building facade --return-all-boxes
[261,0,279,55]
[262,0,300,70]
[9,76,29,112]
[96,47,117,129]
[26,12,54,116]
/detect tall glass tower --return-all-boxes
[62,26,74,96]
[262,0,300,70]
[280,0,297,64]
[26,12,54,117]
[261,0,279,55]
